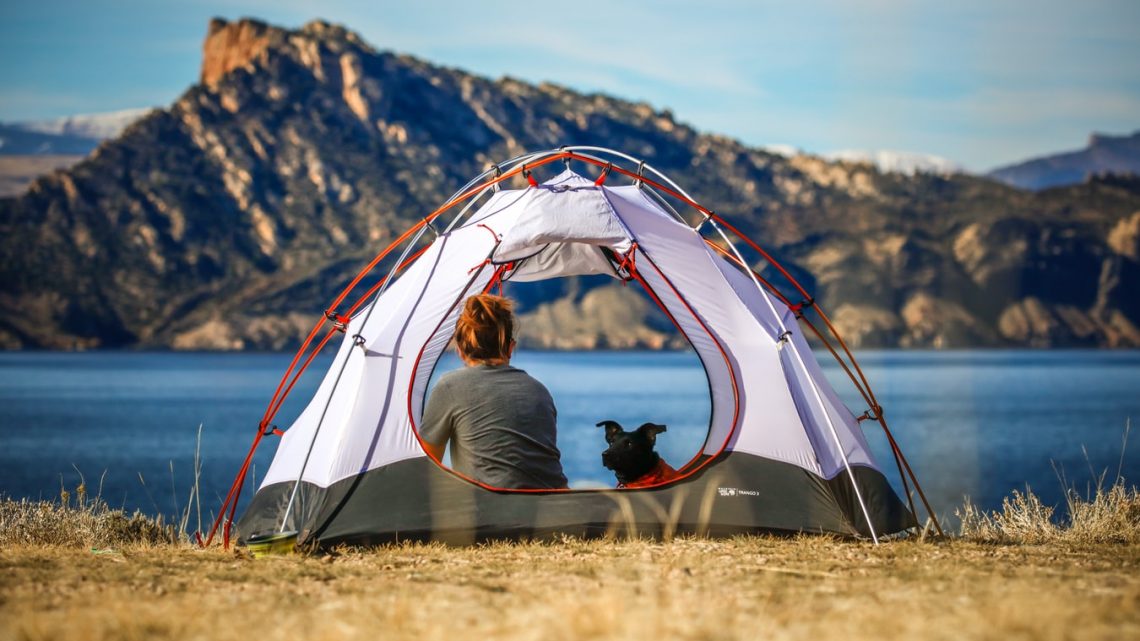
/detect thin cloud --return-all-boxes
[1,0,1137,170]
[344,7,766,100]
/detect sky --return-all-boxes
[0,0,1137,171]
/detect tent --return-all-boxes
[211,147,940,549]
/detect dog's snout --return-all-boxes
[601,447,615,469]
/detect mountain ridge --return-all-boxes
[0,109,153,196]
[13,108,153,140]
[988,131,1140,190]
[1,17,1138,350]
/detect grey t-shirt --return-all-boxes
[419,364,567,489]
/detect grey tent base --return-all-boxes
[236,452,916,548]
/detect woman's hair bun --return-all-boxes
[455,294,515,363]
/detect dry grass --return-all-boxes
[2,535,1138,641]
[2,481,1140,641]
[958,481,1140,544]
[958,424,1140,545]
[0,497,175,549]
[0,476,176,549]
[0,425,205,550]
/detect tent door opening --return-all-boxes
[407,241,736,493]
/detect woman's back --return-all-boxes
[421,364,567,489]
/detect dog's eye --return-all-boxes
[625,442,633,448]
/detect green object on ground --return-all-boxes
[244,531,297,557]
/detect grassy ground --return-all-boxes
[2,484,1138,641]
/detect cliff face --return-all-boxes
[1,17,1139,350]
[200,18,280,86]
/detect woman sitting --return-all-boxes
[419,294,568,489]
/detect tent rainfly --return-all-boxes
[208,147,941,549]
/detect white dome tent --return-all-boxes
[207,147,940,549]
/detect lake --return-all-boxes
[1,350,1138,529]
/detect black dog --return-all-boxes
[596,420,679,488]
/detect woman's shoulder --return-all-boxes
[435,365,510,389]
[439,365,548,390]
[504,366,553,394]
[436,367,476,387]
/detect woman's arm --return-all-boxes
[418,379,454,461]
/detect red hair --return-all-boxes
[454,294,515,364]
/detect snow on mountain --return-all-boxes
[15,107,153,140]
[821,149,964,176]
[760,143,800,158]
[757,144,964,176]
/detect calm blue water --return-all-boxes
[1,350,1137,527]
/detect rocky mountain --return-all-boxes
[1,17,1139,351]
[989,131,1140,190]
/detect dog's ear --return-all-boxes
[636,422,667,445]
[596,420,624,443]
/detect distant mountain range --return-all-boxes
[1,17,1138,351]
[0,108,151,155]
[8,110,1138,193]
[0,108,152,196]
[988,131,1140,190]
[0,123,100,156]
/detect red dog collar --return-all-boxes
[619,459,680,489]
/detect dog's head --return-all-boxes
[596,420,667,485]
